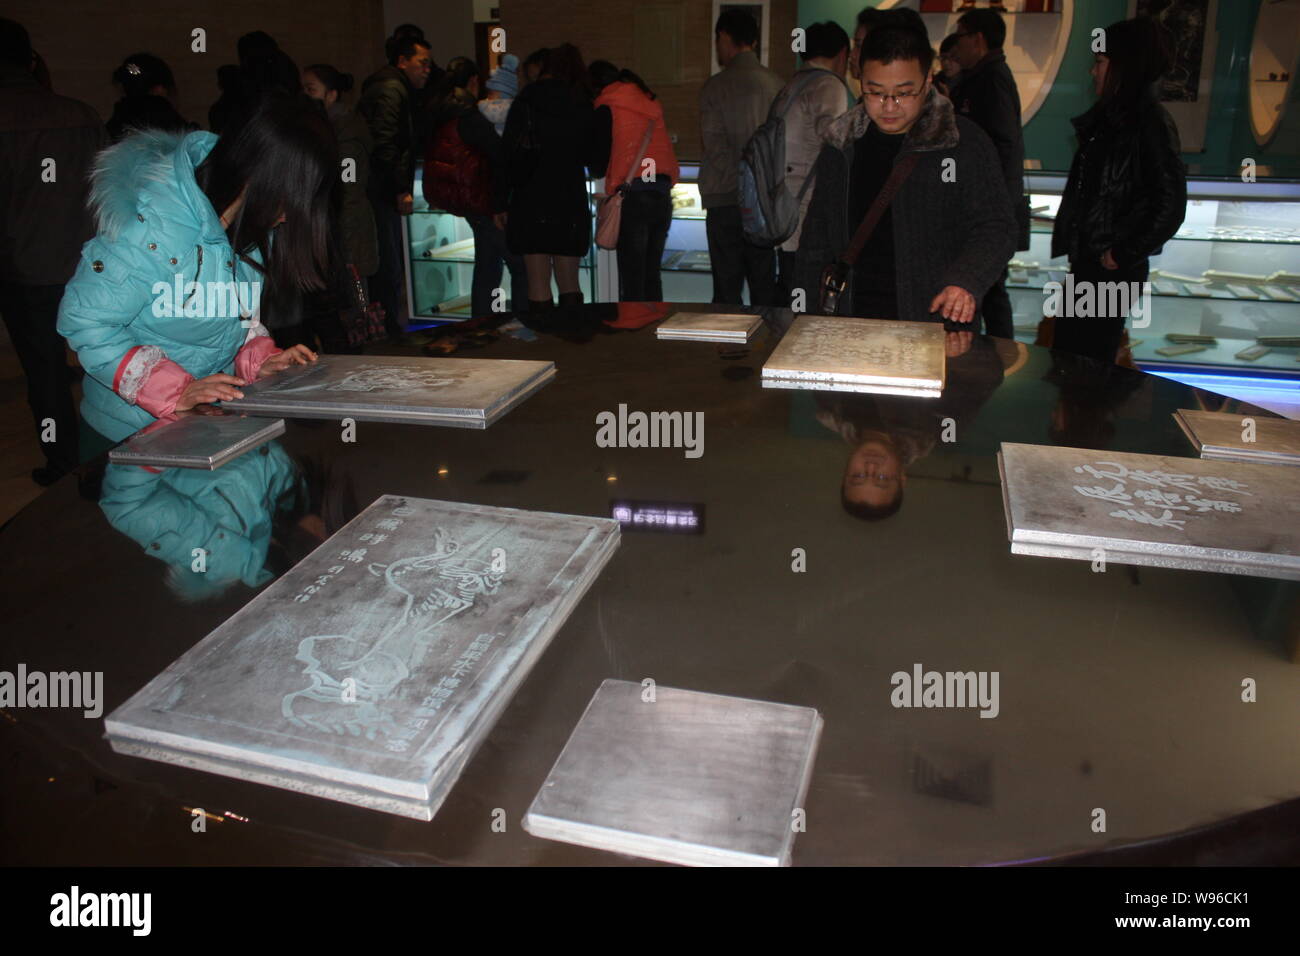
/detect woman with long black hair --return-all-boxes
[1051,17,1187,363]
[58,94,336,458]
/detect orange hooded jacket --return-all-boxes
[594,80,680,189]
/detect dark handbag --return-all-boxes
[341,264,385,348]
[820,153,919,314]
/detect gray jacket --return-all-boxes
[794,88,1016,326]
[698,50,784,208]
[769,65,854,251]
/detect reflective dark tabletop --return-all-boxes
[2,303,1298,866]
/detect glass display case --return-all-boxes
[659,163,715,304]
[1010,175,1300,377]
[404,168,600,321]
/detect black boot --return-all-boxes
[557,291,584,308]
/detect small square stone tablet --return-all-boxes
[523,680,822,866]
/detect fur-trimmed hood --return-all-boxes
[824,86,960,153]
[88,127,225,244]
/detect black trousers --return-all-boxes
[617,189,672,302]
[370,195,407,336]
[776,249,799,307]
[0,281,79,474]
[705,205,777,307]
[1053,260,1150,365]
[981,268,1014,339]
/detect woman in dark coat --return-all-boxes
[502,44,608,312]
[106,53,195,143]
[1050,17,1186,364]
[303,64,380,351]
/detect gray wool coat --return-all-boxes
[793,88,1016,326]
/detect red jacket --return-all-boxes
[595,81,679,188]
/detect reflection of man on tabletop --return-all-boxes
[819,333,1009,519]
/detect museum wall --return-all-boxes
[798,0,1300,177]
[383,0,477,76]
[498,0,800,163]
[9,0,387,131]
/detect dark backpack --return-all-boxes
[423,118,493,217]
[738,71,823,247]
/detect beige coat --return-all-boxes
[769,65,854,251]
[698,50,784,208]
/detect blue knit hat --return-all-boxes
[486,53,519,97]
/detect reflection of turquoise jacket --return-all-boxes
[57,129,277,442]
[100,441,301,601]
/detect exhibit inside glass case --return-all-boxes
[405,168,601,321]
[1012,175,1300,375]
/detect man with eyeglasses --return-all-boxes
[949,8,1029,339]
[794,26,1014,330]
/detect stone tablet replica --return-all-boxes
[761,315,944,396]
[109,410,285,469]
[222,355,556,428]
[106,495,620,819]
[1174,409,1300,466]
[999,442,1300,580]
[656,312,763,343]
[523,680,822,866]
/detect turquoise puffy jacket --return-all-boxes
[58,129,280,442]
[99,440,303,601]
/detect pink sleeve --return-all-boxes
[114,345,194,419]
[235,335,281,382]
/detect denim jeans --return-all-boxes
[616,188,672,302]
[466,215,528,316]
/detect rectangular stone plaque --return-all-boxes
[656,312,763,343]
[222,355,555,428]
[1174,409,1300,466]
[523,680,822,866]
[762,315,944,396]
[109,411,284,469]
[999,443,1300,580]
[106,496,620,819]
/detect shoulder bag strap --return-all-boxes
[839,152,920,268]
[623,118,655,187]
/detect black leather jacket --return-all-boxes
[1051,91,1187,269]
[357,65,416,200]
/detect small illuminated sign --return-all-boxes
[610,500,705,534]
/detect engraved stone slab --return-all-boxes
[106,496,620,819]
[1174,409,1300,466]
[109,410,285,469]
[761,315,944,396]
[523,680,822,866]
[222,355,556,428]
[656,311,763,342]
[998,443,1300,580]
